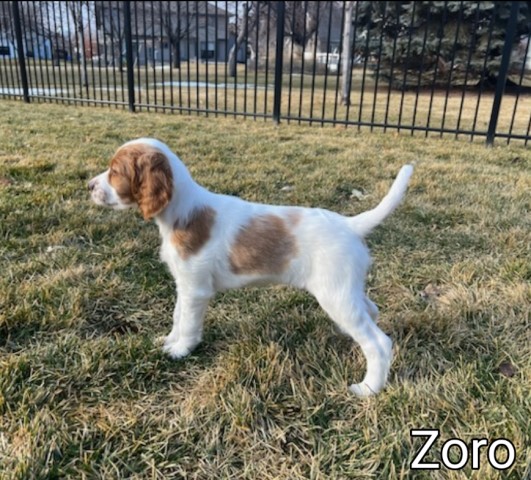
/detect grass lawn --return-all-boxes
[3,61,530,141]
[0,100,529,479]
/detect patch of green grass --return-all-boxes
[0,100,530,479]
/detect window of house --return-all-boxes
[200,41,215,60]
[0,46,10,56]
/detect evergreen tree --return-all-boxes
[356,1,531,89]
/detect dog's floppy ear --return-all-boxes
[135,149,173,220]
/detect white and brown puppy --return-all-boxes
[88,138,414,396]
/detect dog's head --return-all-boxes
[88,141,173,219]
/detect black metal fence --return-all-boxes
[1,1,530,145]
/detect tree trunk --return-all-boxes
[228,3,249,77]
[227,44,237,77]
[172,40,181,69]
[80,36,89,89]
[75,28,89,91]
[341,1,354,106]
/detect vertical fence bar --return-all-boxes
[186,1,192,114]
[397,1,417,133]
[383,2,399,131]
[214,0,219,116]
[263,1,271,119]
[86,2,97,104]
[486,1,519,146]
[34,2,47,103]
[233,0,239,117]
[308,2,320,124]
[455,1,481,138]
[136,2,142,108]
[150,1,157,111]
[65,1,79,103]
[57,1,71,105]
[223,0,228,116]
[12,1,30,103]
[320,1,334,125]
[174,1,180,112]
[507,22,531,144]
[333,1,346,123]
[114,0,124,107]
[25,2,39,101]
[3,2,19,100]
[92,2,104,106]
[370,2,387,131]
[286,1,296,122]
[243,1,249,116]
[195,1,200,115]
[205,0,210,116]
[308,2,320,125]
[470,3,497,141]
[142,1,150,110]
[158,1,165,111]
[297,0,309,123]
[253,0,260,118]
[425,2,448,137]
[411,3,431,134]
[123,1,135,112]
[440,1,464,136]
[98,2,110,106]
[272,1,285,123]
[43,2,56,103]
[344,1,358,123]
[357,3,372,131]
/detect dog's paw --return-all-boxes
[154,334,173,346]
[161,333,179,347]
[163,339,197,359]
[349,382,377,397]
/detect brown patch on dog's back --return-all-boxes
[229,214,297,275]
[286,209,302,227]
[172,207,216,259]
[108,144,173,219]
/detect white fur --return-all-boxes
[89,138,414,396]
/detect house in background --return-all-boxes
[0,35,16,58]
[95,1,230,66]
[0,32,52,60]
[250,2,344,70]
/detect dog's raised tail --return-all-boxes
[347,164,414,237]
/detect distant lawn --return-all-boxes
[2,61,530,141]
[0,100,530,479]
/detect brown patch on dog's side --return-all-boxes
[108,144,173,219]
[229,214,297,275]
[286,209,302,227]
[172,207,216,259]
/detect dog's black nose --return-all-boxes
[88,179,97,191]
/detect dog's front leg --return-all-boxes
[163,288,212,359]
[163,293,181,347]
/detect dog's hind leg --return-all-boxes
[365,296,379,323]
[313,289,392,397]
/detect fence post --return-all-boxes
[123,1,135,112]
[12,1,30,104]
[486,1,519,146]
[272,1,285,124]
